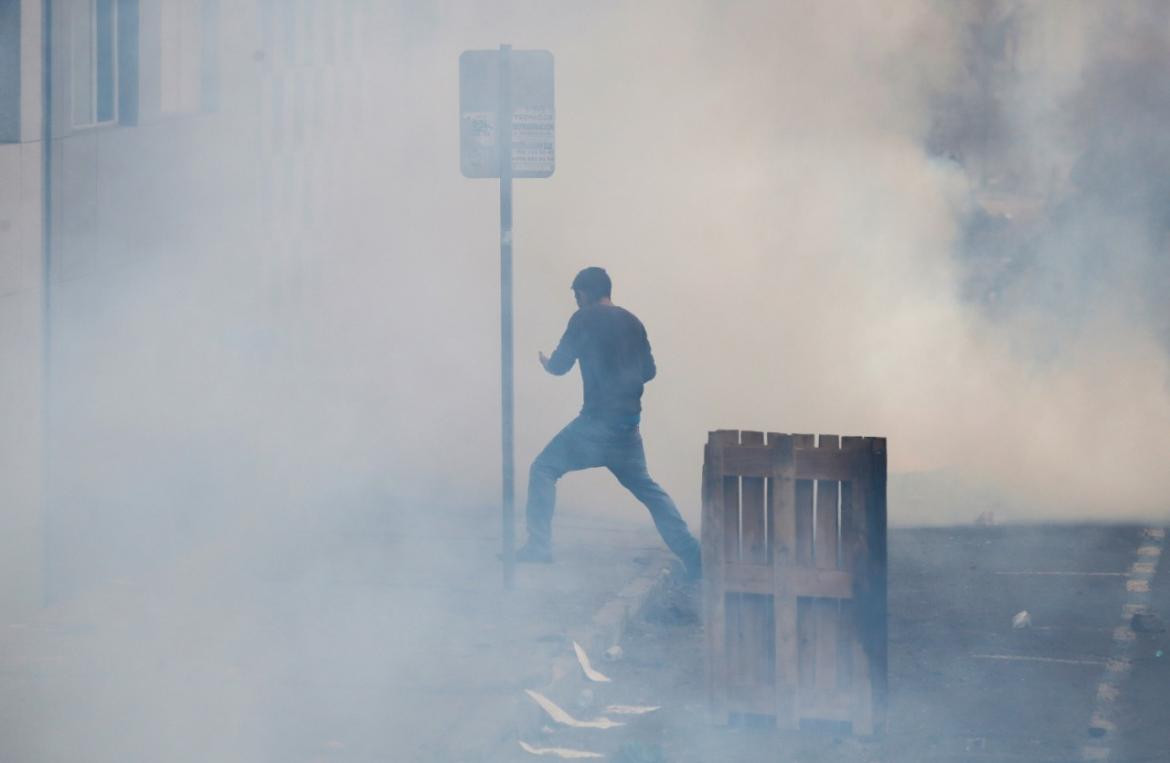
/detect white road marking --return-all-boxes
[1106,658,1132,675]
[993,571,1125,577]
[1089,713,1116,734]
[1081,526,1166,762]
[1096,683,1120,702]
[971,653,1108,666]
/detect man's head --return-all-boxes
[571,266,612,308]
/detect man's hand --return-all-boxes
[538,350,551,371]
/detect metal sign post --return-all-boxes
[460,46,554,589]
[497,45,515,591]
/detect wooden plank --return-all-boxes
[796,691,855,723]
[766,434,794,559]
[725,565,853,599]
[745,593,775,711]
[793,434,816,722]
[839,436,873,734]
[839,438,864,576]
[815,436,841,570]
[767,434,798,730]
[814,598,839,691]
[701,441,718,714]
[837,599,855,691]
[732,591,753,694]
[835,441,867,731]
[734,432,769,715]
[793,434,814,568]
[794,445,869,481]
[721,445,787,477]
[707,430,739,721]
[705,431,886,737]
[725,592,774,712]
[725,592,744,689]
[867,437,888,734]
[740,432,767,563]
[797,596,815,692]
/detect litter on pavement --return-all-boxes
[525,689,625,729]
[603,704,661,715]
[519,740,604,759]
[573,640,613,682]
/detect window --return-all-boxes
[0,0,20,142]
[71,0,119,128]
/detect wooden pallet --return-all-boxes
[701,431,887,735]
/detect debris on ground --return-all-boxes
[525,689,625,729]
[1131,612,1165,633]
[574,640,613,682]
[604,704,661,715]
[519,740,604,759]
[641,572,699,626]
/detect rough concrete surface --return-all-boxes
[617,525,1170,763]
[0,502,675,763]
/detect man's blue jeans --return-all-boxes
[525,415,701,571]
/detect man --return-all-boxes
[515,266,702,580]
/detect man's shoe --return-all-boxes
[510,544,553,564]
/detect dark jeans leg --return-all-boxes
[607,428,701,572]
[525,416,607,551]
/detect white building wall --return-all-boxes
[0,0,382,607]
[0,0,46,615]
[37,0,378,598]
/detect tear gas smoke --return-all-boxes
[4,1,1170,760]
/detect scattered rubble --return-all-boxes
[1131,612,1165,633]
[573,640,613,682]
[604,705,661,715]
[525,689,625,730]
[519,740,604,759]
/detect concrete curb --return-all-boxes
[467,549,679,761]
[569,550,677,660]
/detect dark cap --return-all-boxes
[571,267,612,300]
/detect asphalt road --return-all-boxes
[616,524,1169,763]
[4,519,1164,762]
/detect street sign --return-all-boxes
[460,49,554,178]
[461,45,555,591]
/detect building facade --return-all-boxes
[0,0,378,611]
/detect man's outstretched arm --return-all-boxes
[642,326,657,382]
[539,314,580,376]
